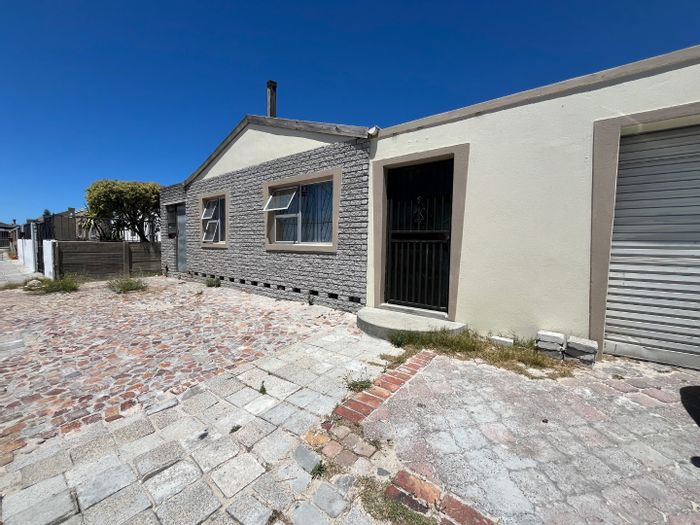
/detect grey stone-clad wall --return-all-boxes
[160,183,186,278]
[161,139,369,311]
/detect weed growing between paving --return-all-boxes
[107,276,147,294]
[206,277,221,287]
[310,461,326,479]
[358,477,437,525]
[387,329,576,379]
[25,275,79,294]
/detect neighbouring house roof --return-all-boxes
[184,115,369,187]
[0,222,16,230]
[380,44,700,137]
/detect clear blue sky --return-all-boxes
[1,1,699,224]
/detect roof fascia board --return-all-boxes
[379,45,700,138]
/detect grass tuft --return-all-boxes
[345,378,373,392]
[388,329,575,379]
[259,382,267,395]
[108,276,147,294]
[310,461,326,479]
[206,277,221,288]
[25,275,79,294]
[358,477,437,525]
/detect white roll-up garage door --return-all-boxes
[605,125,700,369]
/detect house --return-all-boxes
[0,221,18,249]
[162,46,700,369]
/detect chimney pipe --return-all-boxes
[266,80,277,118]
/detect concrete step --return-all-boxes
[357,306,466,340]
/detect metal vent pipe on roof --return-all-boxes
[266,80,277,118]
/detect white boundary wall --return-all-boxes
[18,238,37,273]
[43,240,56,279]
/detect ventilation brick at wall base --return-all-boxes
[186,271,364,312]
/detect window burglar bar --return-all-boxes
[264,180,332,244]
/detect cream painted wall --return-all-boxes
[202,125,344,179]
[368,63,700,338]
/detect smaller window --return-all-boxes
[201,196,226,243]
[263,188,297,212]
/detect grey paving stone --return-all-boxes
[159,417,207,446]
[286,388,323,408]
[252,428,298,463]
[214,406,256,435]
[119,432,165,461]
[150,407,183,429]
[244,395,280,415]
[69,433,117,464]
[6,440,64,472]
[227,386,263,407]
[66,454,122,487]
[333,474,355,496]
[341,503,374,525]
[145,397,178,416]
[134,441,185,480]
[313,482,348,517]
[236,368,270,389]
[291,502,331,525]
[259,375,300,400]
[82,483,151,525]
[144,460,201,504]
[113,418,155,445]
[75,462,137,509]
[283,410,320,436]
[293,445,321,473]
[226,492,273,525]
[61,515,85,525]
[260,401,300,426]
[192,436,240,472]
[304,393,338,416]
[2,474,67,519]
[232,417,276,448]
[251,472,295,511]
[211,453,265,498]
[4,490,76,525]
[155,481,221,525]
[203,511,237,525]
[274,460,312,493]
[205,374,246,397]
[200,401,237,423]
[19,450,72,488]
[275,365,319,386]
[124,510,160,525]
[183,391,219,414]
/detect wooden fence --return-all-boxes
[52,241,161,279]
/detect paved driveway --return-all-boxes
[0,277,362,463]
[364,355,700,524]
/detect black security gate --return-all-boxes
[385,159,453,312]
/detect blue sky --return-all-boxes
[1,1,699,223]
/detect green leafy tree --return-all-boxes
[85,180,161,242]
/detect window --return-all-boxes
[201,195,226,244]
[264,180,333,244]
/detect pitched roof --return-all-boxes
[184,115,368,187]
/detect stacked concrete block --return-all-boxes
[536,330,566,359]
[564,336,598,364]
[489,336,514,347]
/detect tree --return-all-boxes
[85,180,161,242]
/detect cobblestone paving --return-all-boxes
[0,277,357,464]
[1,317,402,524]
[363,355,700,525]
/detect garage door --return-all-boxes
[605,125,700,369]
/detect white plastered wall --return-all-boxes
[368,63,700,338]
[202,125,344,179]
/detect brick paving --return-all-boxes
[363,354,700,525]
[1,281,401,524]
[3,276,700,524]
[0,277,357,465]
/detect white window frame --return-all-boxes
[262,187,297,212]
[200,195,226,245]
[265,180,332,246]
[202,220,218,242]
